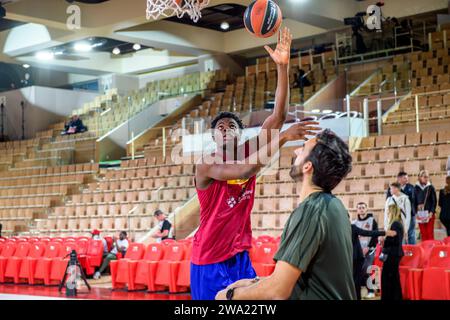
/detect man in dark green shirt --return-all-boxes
[216,129,356,300]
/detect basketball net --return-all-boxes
[146,0,210,23]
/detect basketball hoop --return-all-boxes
[146,0,210,23]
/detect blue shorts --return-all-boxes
[190,251,256,300]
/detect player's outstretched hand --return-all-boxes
[281,121,321,142]
[264,27,292,66]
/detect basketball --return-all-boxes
[244,0,283,38]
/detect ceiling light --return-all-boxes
[322,109,333,114]
[311,109,321,113]
[74,41,92,52]
[22,64,30,69]
[112,47,121,55]
[133,43,141,51]
[35,51,54,60]
[220,22,230,30]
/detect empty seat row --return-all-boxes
[96,175,195,191]
[360,131,450,149]
[0,163,98,180]
[354,145,450,162]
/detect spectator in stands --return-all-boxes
[438,176,450,237]
[351,214,395,300]
[216,129,356,300]
[352,202,381,299]
[91,229,109,254]
[414,170,437,241]
[151,209,172,242]
[384,182,411,243]
[380,203,403,300]
[292,67,312,89]
[93,231,129,280]
[61,114,87,135]
[386,171,417,244]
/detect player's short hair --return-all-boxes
[397,171,408,178]
[390,182,401,189]
[356,202,367,208]
[211,112,244,130]
[154,209,164,216]
[306,129,352,193]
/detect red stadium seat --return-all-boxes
[399,245,425,300]
[16,242,46,284]
[49,242,79,286]
[252,243,277,277]
[154,243,185,292]
[76,239,89,255]
[3,242,30,283]
[78,240,104,276]
[443,237,450,246]
[30,242,62,285]
[174,244,192,293]
[421,245,450,300]
[0,242,17,283]
[127,243,165,292]
[420,240,442,262]
[110,243,145,290]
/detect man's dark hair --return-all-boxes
[397,171,408,178]
[306,129,352,193]
[120,231,127,237]
[154,209,163,216]
[357,202,367,208]
[390,182,401,189]
[211,112,244,130]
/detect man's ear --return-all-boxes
[302,161,313,174]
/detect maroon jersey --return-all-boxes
[192,176,256,265]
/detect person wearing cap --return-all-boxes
[91,229,108,253]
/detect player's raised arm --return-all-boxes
[261,26,292,131]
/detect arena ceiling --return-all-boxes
[0,0,448,77]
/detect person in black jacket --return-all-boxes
[386,171,417,244]
[414,170,437,241]
[439,176,450,236]
[381,204,404,300]
[351,222,395,300]
[62,114,87,135]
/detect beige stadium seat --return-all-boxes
[417,145,436,159]
[403,161,421,176]
[383,161,402,177]
[86,205,97,217]
[115,218,127,230]
[438,131,450,143]
[421,159,443,173]
[98,205,108,216]
[380,148,396,161]
[368,179,387,193]
[421,132,437,144]
[262,198,277,212]
[279,197,295,212]
[406,133,422,146]
[89,218,100,230]
[360,151,377,162]
[56,218,68,230]
[391,134,406,147]
[75,206,86,217]
[375,135,390,148]
[263,183,277,196]
[67,219,78,231]
[398,147,416,160]
[360,136,375,149]
[349,180,366,193]
[140,216,153,230]
[437,144,450,157]
[365,163,382,177]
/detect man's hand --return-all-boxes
[280,121,321,143]
[264,27,292,66]
[227,278,258,290]
[386,230,397,237]
[215,288,228,300]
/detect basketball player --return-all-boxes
[190,27,320,300]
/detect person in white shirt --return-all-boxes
[93,231,129,280]
[384,182,411,243]
[151,210,173,243]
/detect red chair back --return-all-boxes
[162,243,185,261]
[40,237,51,242]
[14,242,30,258]
[64,237,76,242]
[44,242,62,258]
[76,240,89,255]
[29,238,40,243]
[256,235,275,244]
[87,240,103,257]
[143,243,164,261]
[420,240,442,261]
[51,237,64,242]
[0,242,16,257]
[124,243,145,260]
[60,242,79,257]
[162,239,176,245]
[104,237,113,252]
[77,236,90,241]
[426,245,450,268]
[253,243,277,264]
[401,245,425,268]
[28,243,46,258]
